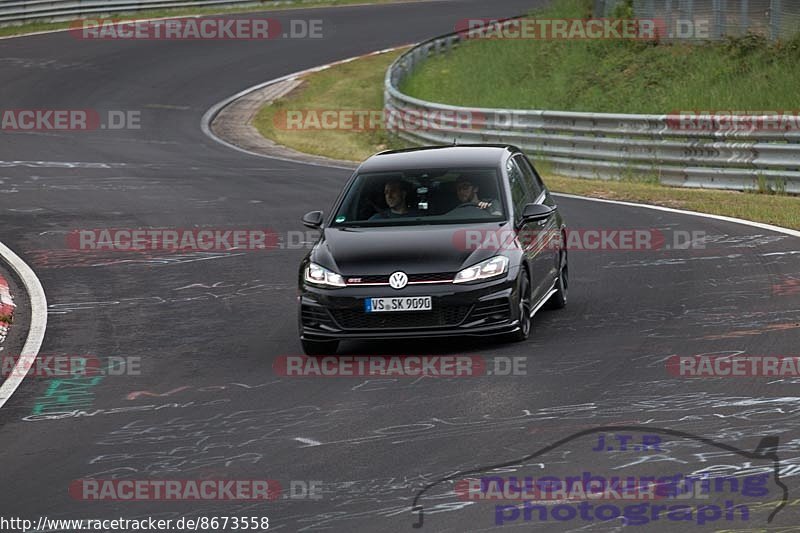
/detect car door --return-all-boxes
[506,156,550,305]
[514,154,560,293]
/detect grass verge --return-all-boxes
[545,176,800,229]
[0,0,412,38]
[252,47,409,161]
[400,0,800,113]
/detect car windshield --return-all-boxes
[331,167,506,227]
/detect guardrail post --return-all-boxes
[593,0,604,18]
[770,0,782,41]
[681,0,691,40]
[643,0,655,19]
[712,0,723,38]
[665,0,673,41]
[739,0,748,35]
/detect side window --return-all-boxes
[505,158,530,219]
[515,155,544,200]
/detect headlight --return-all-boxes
[304,262,346,288]
[453,256,509,284]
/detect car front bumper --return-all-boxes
[298,273,521,341]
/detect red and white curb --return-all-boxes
[0,274,14,346]
[0,241,47,409]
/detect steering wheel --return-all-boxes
[447,202,493,217]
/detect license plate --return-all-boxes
[365,296,432,312]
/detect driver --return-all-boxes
[370,179,419,219]
[455,175,499,213]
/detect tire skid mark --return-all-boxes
[28,249,247,270]
[48,279,292,314]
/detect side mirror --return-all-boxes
[520,203,556,223]
[302,210,324,229]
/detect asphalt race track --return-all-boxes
[1,1,799,531]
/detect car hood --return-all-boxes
[312,224,512,276]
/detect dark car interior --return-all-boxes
[341,169,504,224]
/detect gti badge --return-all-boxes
[389,271,408,290]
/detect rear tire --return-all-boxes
[301,338,339,356]
[507,272,531,342]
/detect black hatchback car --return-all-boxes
[297,145,567,355]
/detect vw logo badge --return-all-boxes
[389,271,408,290]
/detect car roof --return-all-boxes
[356,145,520,173]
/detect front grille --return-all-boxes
[331,305,470,330]
[345,272,455,285]
[409,272,455,282]
[469,298,511,323]
[301,305,334,328]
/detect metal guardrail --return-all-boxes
[0,0,270,25]
[384,23,800,193]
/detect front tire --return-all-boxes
[507,272,532,342]
[301,338,339,356]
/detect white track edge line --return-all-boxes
[552,192,800,239]
[0,241,48,407]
